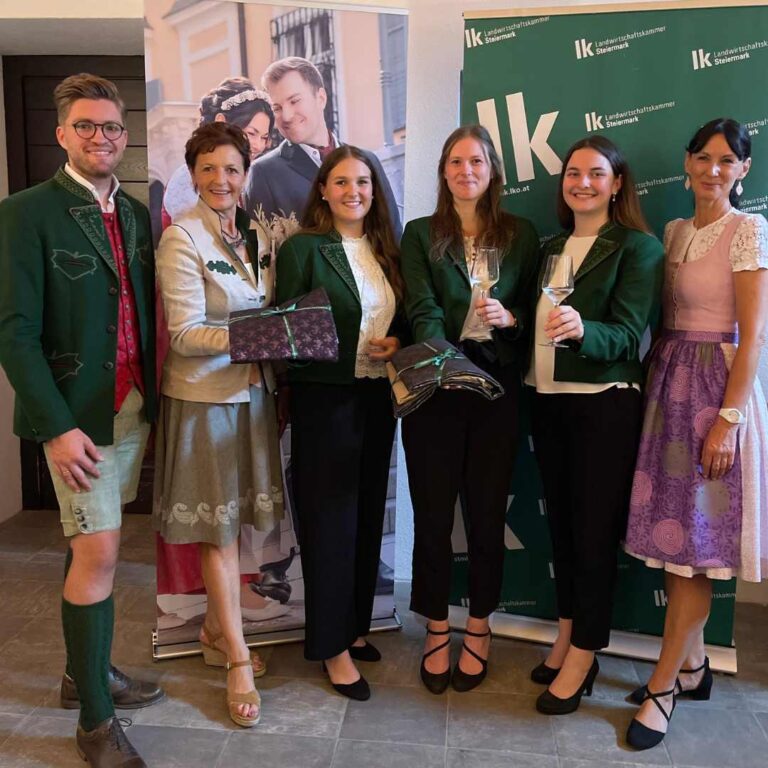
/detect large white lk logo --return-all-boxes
[575,38,594,59]
[465,28,483,48]
[692,48,713,70]
[477,93,562,183]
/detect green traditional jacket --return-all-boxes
[530,222,664,384]
[400,215,540,368]
[275,230,409,385]
[0,167,157,444]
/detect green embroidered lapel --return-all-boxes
[446,242,471,288]
[116,196,137,264]
[574,228,620,282]
[537,226,620,290]
[70,206,118,277]
[319,240,360,304]
[56,167,118,277]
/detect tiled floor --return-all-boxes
[1,509,768,767]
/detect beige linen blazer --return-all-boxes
[157,197,275,403]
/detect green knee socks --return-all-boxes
[61,593,115,731]
[63,547,73,679]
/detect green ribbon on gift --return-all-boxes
[393,343,465,387]
[230,303,331,359]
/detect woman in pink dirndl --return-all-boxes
[624,118,768,750]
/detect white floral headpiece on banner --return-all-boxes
[220,89,268,112]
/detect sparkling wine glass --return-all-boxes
[540,252,574,348]
[470,247,500,327]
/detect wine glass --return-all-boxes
[470,247,500,299]
[539,252,574,348]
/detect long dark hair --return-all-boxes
[686,118,751,208]
[430,124,517,260]
[556,135,651,234]
[301,145,404,302]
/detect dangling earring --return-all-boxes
[684,176,691,191]
[736,180,744,196]
[611,193,617,204]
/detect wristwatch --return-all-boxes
[718,407,746,425]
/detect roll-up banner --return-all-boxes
[144,0,408,658]
[454,0,768,672]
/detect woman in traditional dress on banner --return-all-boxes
[624,118,768,750]
[275,145,406,701]
[526,136,663,715]
[400,125,539,695]
[154,122,285,728]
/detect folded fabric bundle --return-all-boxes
[386,338,504,418]
[229,286,339,362]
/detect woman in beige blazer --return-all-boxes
[154,123,284,728]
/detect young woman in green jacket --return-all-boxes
[276,146,406,702]
[400,125,539,695]
[526,136,663,715]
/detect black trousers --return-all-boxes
[290,378,396,661]
[403,364,519,621]
[531,387,642,650]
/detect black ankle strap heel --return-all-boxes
[420,626,451,695]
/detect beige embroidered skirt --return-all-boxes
[153,386,284,547]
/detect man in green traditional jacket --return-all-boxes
[0,74,163,768]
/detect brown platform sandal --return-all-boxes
[225,659,261,728]
[200,624,267,678]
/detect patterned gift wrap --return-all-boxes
[228,286,339,363]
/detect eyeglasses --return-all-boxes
[71,121,126,141]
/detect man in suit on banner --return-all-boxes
[244,56,402,239]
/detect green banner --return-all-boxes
[453,2,768,648]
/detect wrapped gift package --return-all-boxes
[229,286,339,362]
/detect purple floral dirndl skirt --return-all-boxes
[624,330,742,571]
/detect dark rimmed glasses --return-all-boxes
[71,121,126,141]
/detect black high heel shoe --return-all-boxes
[452,629,491,692]
[349,640,381,663]
[321,661,370,701]
[626,686,677,750]
[628,656,711,705]
[530,661,560,685]
[420,626,451,694]
[253,547,298,604]
[536,658,599,715]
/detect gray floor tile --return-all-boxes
[0,616,33,654]
[447,747,558,767]
[591,654,644,703]
[265,640,325,679]
[0,713,25,748]
[126,723,228,767]
[552,699,671,765]
[475,638,548,697]
[0,558,63,583]
[560,760,662,768]
[0,714,83,767]
[0,525,61,557]
[334,740,445,768]
[253,678,348,738]
[0,581,60,620]
[755,711,768,739]
[664,707,768,768]
[0,663,60,717]
[340,684,446,746]
[221,732,335,768]
[447,691,555,756]
[357,632,423,687]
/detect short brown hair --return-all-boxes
[184,122,251,172]
[262,57,324,93]
[53,73,126,124]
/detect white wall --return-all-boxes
[0,56,22,524]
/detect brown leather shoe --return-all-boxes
[61,665,165,710]
[75,717,146,767]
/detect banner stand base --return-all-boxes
[152,608,403,661]
[448,606,737,674]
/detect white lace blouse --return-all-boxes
[342,235,396,379]
[664,209,768,270]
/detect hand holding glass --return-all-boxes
[470,247,500,326]
[540,252,574,348]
